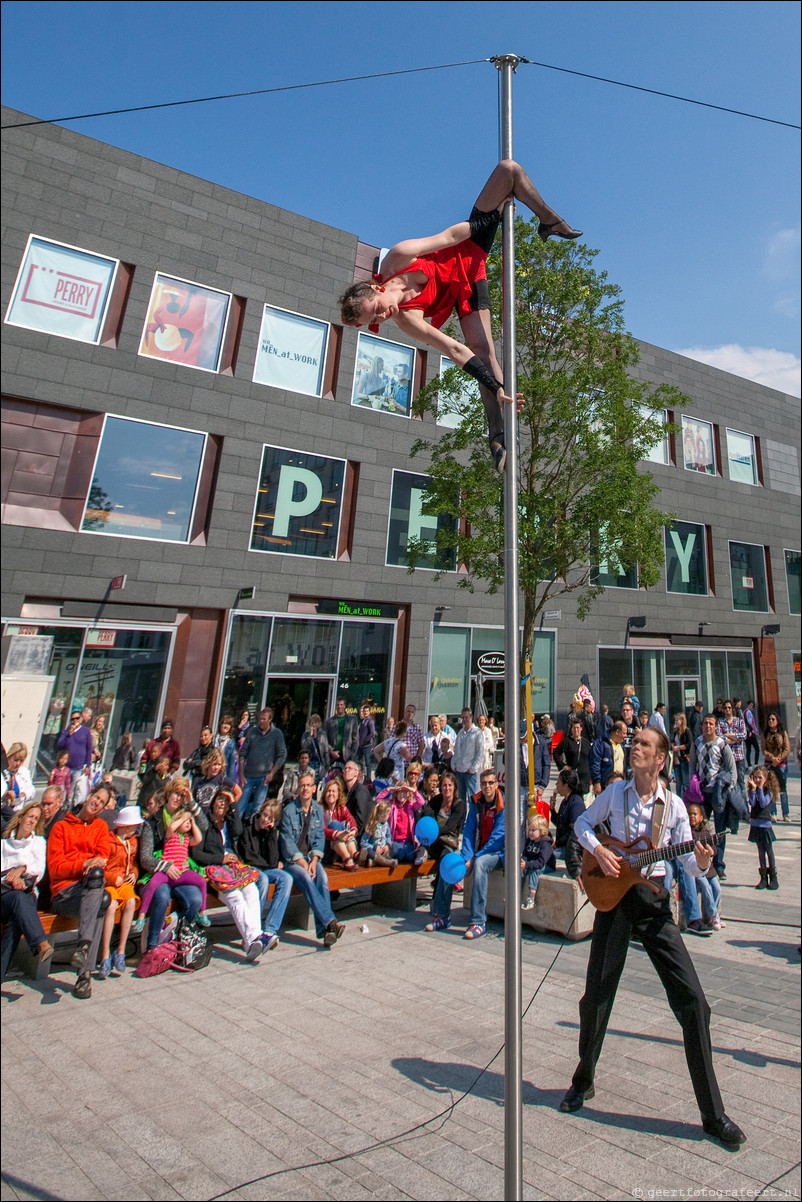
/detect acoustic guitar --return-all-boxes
[581,830,729,912]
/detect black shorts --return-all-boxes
[468,205,502,255]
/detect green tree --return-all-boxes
[410,216,689,678]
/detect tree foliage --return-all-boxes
[410,216,689,675]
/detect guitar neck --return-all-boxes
[632,830,726,868]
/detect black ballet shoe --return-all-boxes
[538,221,583,243]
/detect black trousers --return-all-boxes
[571,882,724,1121]
[51,882,110,975]
[1,890,48,979]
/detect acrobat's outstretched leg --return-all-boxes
[474,160,581,241]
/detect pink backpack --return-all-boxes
[135,941,179,977]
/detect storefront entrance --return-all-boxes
[264,676,335,760]
[666,676,701,717]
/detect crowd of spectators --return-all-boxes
[1,687,795,990]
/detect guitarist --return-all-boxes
[558,726,746,1149]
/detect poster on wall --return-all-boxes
[253,305,329,396]
[4,235,118,344]
[352,332,414,418]
[682,417,715,475]
[138,273,231,372]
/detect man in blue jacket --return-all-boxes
[519,718,551,821]
[462,769,505,940]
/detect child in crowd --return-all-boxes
[371,757,396,798]
[520,813,556,909]
[133,807,209,930]
[382,781,424,864]
[747,766,780,890]
[321,777,359,870]
[97,805,142,977]
[48,750,72,795]
[686,801,723,929]
[358,801,397,867]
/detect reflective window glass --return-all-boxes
[639,405,669,464]
[665,521,708,595]
[726,429,758,485]
[597,648,634,713]
[437,356,476,428]
[339,621,394,724]
[387,470,457,571]
[81,416,206,542]
[729,542,770,612]
[269,618,338,674]
[429,626,471,717]
[220,616,273,720]
[785,549,801,616]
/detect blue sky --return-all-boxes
[2,0,800,394]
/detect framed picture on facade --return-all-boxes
[4,234,119,344]
[138,272,231,372]
[682,416,716,475]
[437,356,477,428]
[386,470,456,571]
[352,332,414,418]
[253,305,329,397]
[250,445,346,559]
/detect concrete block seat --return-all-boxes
[465,868,595,940]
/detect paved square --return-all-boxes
[2,784,799,1201]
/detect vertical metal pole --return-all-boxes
[494,51,522,1202]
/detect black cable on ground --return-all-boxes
[206,912,584,1201]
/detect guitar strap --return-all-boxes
[623,781,671,877]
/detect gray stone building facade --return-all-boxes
[2,107,800,775]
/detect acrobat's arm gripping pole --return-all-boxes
[493,51,523,1202]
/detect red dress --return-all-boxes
[375,238,489,331]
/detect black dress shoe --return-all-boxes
[559,1084,595,1112]
[538,222,583,243]
[702,1115,746,1146]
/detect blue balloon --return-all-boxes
[414,816,439,846]
[440,852,466,885]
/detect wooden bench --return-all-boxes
[7,859,438,976]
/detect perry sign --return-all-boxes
[5,235,117,344]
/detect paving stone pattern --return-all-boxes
[2,782,800,1201]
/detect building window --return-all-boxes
[386,470,457,571]
[438,356,476,428]
[592,527,638,589]
[639,405,670,464]
[250,445,346,559]
[138,272,232,373]
[665,521,709,595]
[785,550,801,616]
[81,416,207,542]
[352,332,415,418]
[729,541,771,613]
[726,429,759,486]
[681,416,716,475]
[252,305,329,397]
[4,234,120,345]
